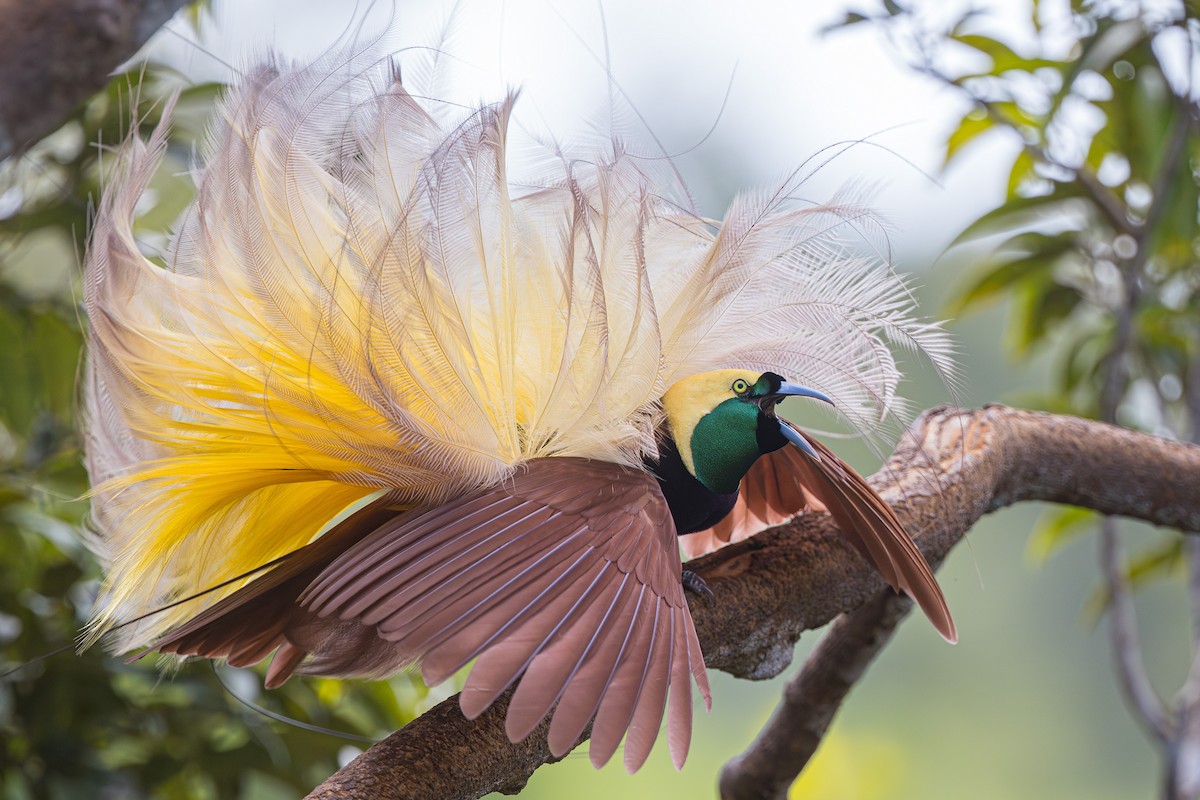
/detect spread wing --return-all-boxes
[154,458,710,772]
[682,426,956,644]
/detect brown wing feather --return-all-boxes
[680,444,826,558]
[782,424,957,643]
[153,458,709,771]
[301,458,708,770]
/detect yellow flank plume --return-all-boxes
[83,52,955,649]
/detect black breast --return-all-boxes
[646,437,739,535]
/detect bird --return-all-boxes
[81,50,956,774]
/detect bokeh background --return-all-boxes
[1,1,1197,797]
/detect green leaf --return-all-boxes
[952,34,1059,74]
[1130,65,1171,177]
[1011,280,1082,355]
[993,100,1044,131]
[1063,324,1114,393]
[822,11,871,32]
[949,186,1085,246]
[1026,506,1099,564]
[943,111,994,168]
[183,0,213,32]
[1047,18,1148,122]
[998,230,1078,258]
[947,229,1077,315]
[1082,536,1184,625]
[1155,154,1200,268]
[1007,148,1036,197]
[0,304,82,438]
[948,252,1062,314]
[1004,388,1089,414]
[1136,306,1191,354]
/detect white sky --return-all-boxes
[145,0,1028,268]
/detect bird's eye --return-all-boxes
[731,378,749,394]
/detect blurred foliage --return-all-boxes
[0,64,428,799]
[786,728,906,800]
[835,0,1199,589]
[1081,534,1186,623]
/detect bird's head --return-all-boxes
[662,369,833,494]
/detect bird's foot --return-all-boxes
[682,570,715,605]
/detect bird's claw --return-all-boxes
[682,569,715,605]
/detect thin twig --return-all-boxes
[1168,347,1200,797]
[0,0,190,161]
[1168,21,1200,785]
[1100,517,1171,742]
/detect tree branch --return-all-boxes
[0,0,190,161]
[1093,85,1194,759]
[1170,535,1200,797]
[1100,518,1172,741]
[716,591,913,800]
[1165,315,1200,797]
[305,405,1200,800]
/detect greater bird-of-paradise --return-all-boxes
[83,51,956,773]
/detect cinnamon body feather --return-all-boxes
[83,51,955,770]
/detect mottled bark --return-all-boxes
[306,405,1200,800]
[0,0,188,160]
